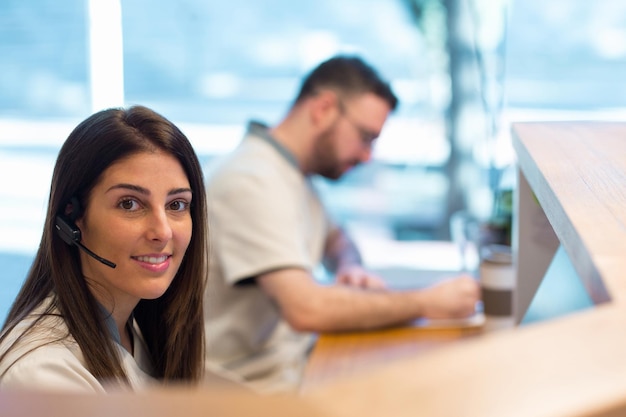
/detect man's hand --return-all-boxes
[335,265,387,290]
[416,275,480,319]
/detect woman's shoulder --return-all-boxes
[0,298,103,392]
[0,338,104,392]
[1,297,71,351]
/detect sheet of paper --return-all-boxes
[374,266,484,329]
[413,311,485,329]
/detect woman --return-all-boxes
[0,105,207,391]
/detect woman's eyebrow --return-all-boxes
[106,183,149,195]
[169,187,193,196]
[106,184,193,196]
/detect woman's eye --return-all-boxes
[119,199,139,211]
[169,200,189,212]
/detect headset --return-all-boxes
[54,197,116,269]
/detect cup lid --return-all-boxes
[481,244,512,264]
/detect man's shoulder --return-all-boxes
[207,148,277,191]
[207,143,296,191]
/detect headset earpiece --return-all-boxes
[55,214,81,246]
[54,197,117,268]
[55,197,82,246]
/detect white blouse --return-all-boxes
[0,296,156,392]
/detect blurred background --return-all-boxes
[1,0,624,321]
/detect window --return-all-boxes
[1,0,625,321]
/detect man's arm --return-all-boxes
[322,226,362,272]
[323,227,386,289]
[257,268,479,333]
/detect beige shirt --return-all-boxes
[204,121,332,393]
[0,296,155,392]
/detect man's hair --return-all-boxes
[293,55,398,111]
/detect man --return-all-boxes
[204,55,479,393]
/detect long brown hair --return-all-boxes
[0,105,207,384]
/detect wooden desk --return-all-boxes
[301,265,485,391]
[0,386,329,417]
[302,323,483,391]
[301,122,626,417]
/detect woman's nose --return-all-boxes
[147,210,173,242]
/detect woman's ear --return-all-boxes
[64,197,85,230]
[66,196,82,220]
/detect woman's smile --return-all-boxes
[132,254,172,272]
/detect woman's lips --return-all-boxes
[132,254,172,272]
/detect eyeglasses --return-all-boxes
[337,100,379,147]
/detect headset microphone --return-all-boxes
[55,214,117,269]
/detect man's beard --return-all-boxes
[313,128,357,180]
